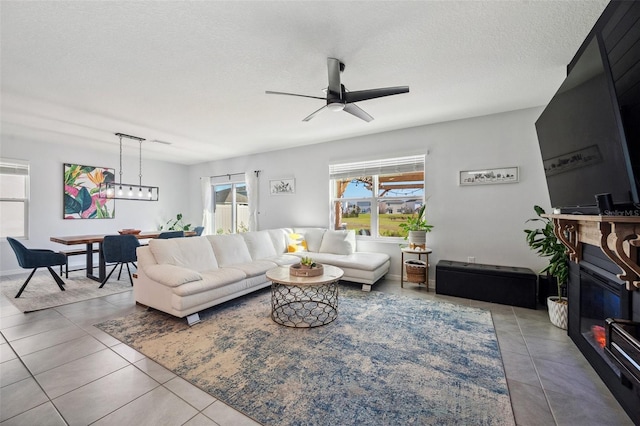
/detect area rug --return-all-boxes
[96,287,515,425]
[1,271,133,313]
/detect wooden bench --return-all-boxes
[59,248,97,278]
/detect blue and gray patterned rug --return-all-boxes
[96,287,515,425]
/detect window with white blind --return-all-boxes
[329,155,425,238]
[0,159,29,238]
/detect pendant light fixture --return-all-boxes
[98,133,159,201]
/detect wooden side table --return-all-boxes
[401,247,432,288]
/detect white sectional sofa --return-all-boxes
[134,228,390,319]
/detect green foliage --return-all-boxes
[524,205,569,299]
[398,205,434,236]
[300,256,316,267]
[161,213,191,231]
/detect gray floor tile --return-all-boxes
[0,377,49,422]
[506,379,555,426]
[21,334,107,375]
[1,317,74,342]
[92,386,198,425]
[35,348,129,399]
[534,357,611,399]
[202,401,260,426]
[10,323,88,356]
[546,388,633,426]
[134,357,176,384]
[164,376,217,411]
[182,413,219,426]
[0,357,31,387]
[84,325,123,347]
[111,342,146,363]
[52,365,159,426]
[0,309,62,329]
[501,350,541,387]
[0,401,66,426]
[0,342,17,363]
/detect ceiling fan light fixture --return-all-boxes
[327,102,345,112]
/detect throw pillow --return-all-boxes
[319,230,356,255]
[293,228,326,252]
[287,232,308,253]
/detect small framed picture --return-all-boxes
[459,167,519,186]
[270,178,295,195]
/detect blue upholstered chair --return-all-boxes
[193,226,204,236]
[157,230,184,239]
[6,237,66,298]
[99,235,140,288]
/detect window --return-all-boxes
[329,155,425,238]
[0,159,29,238]
[213,181,248,234]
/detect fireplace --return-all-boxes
[569,244,640,423]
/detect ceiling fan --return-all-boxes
[266,58,409,122]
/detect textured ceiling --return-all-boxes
[1,1,609,165]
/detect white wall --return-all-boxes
[189,107,553,281]
[0,134,190,274]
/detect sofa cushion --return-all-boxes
[241,230,277,260]
[293,228,326,252]
[149,237,218,272]
[145,264,203,287]
[308,252,390,271]
[207,234,252,266]
[286,232,308,253]
[225,259,278,277]
[319,230,356,255]
[173,267,248,296]
[267,228,291,254]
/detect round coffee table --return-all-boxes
[266,264,344,328]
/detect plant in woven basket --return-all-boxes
[300,256,316,268]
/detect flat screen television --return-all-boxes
[535,35,640,215]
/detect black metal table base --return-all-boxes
[271,281,339,328]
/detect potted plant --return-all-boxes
[161,213,192,231]
[524,205,569,329]
[300,256,316,269]
[399,204,434,249]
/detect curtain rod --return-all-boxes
[207,170,261,179]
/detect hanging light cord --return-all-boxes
[119,134,123,185]
[139,140,143,186]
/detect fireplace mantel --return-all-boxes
[544,214,640,290]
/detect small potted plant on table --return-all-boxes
[399,204,434,250]
[524,205,569,329]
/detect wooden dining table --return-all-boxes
[50,231,195,282]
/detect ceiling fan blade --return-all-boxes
[343,104,374,122]
[343,86,409,103]
[302,105,328,122]
[265,91,325,100]
[327,58,342,98]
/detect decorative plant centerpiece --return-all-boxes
[524,205,569,329]
[161,213,192,231]
[399,204,434,250]
[300,256,316,269]
[290,256,324,277]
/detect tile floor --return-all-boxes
[0,273,634,426]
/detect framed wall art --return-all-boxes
[64,163,115,219]
[459,167,519,186]
[269,178,295,195]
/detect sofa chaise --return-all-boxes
[134,227,390,319]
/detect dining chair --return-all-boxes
[158,230,184,239]
[7,237,66,298]
[99,235,140,288]
[193,226,204,236]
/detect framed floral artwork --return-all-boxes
[269,178,295,195]
[64,163,115,219]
